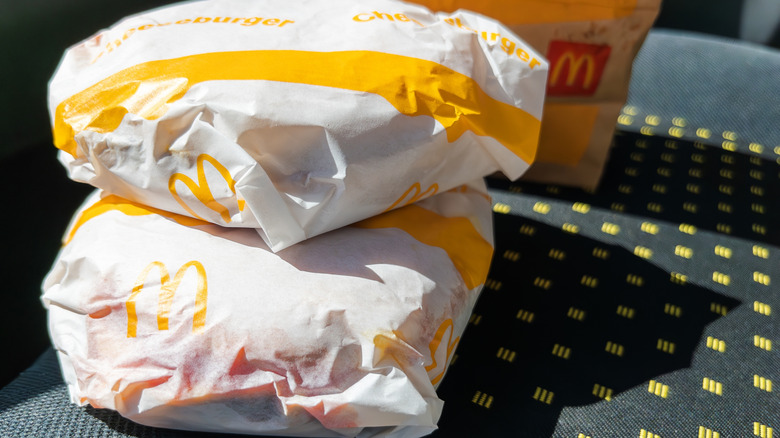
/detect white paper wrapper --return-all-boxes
[42,179,494,437]
[48,0,546,251]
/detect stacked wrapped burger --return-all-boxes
[43,0,547,436]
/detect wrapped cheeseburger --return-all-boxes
[44,182,494,437]
[49,0,547,251]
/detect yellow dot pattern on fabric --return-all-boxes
[533,202,551,214]
[493,203,511,214]
[670,272,688,285]
[616,305,636,319]
[519,224,536,236]
[605,341,625,357]
[699,426,721,438]
[749,142,765,154]
[754,422,774,438]
[754,272,771,286]
[712,272,731,286]
[669,127,684,138]
[634,246,653,259]
[675,245,693,259]
[567,307,587,322]
[552,344,572,359]
[716,223,732,234]
[611,202,626,212]
[593,384,614,401]
[706,337,726,353]
[562,223,580,234]
[714,245,732,259]
[640,430,662,438]
[602,222,621,235]
[503,250,520,262]
[686,183,701,194]
[657,339,676,354]
[516,309,535,323]
[468,314,482,325]
[626,274,645,287]
[572,202,591,214]
[532,387,554,405]
[753,375,773,393]
[578,434,592,438]
[710,303,729,316]
[664,304,683,318]
[754,302,772,316]
[641,222,659,234]
[473,116,780,436]
[471,391,494,409]
[581,276,599,288]
[754,336,772,351]
[648,380,669,398]
[533,277,552,290]
[496,347,517,363]
[702,377,723,396]
[485,279,502,291]
[548,249,566,260]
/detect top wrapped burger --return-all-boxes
[49,0,547,251]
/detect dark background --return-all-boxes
[1,0,777,388]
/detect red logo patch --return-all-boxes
[546,41,611,96]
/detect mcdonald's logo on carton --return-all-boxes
[126,261,208,338]
[546,40,611,96]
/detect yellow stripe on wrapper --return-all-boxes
[410,0,638,24]
[64,195,209,245]
[53,50,541,164]
[355,204,493,290]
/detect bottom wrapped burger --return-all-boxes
[42,179,494,437]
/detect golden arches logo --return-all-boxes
[385,182,438,212]
[546,41,611,96]
[126,260,208,338]
[551,52,596,89]
[426,318,460,385]
[168,154,245,223]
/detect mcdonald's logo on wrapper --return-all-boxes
[126,261,208,338]
[426,318,460,385]
[168,154,246,223]
[385,182,439,212]
[546,40,611,96]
